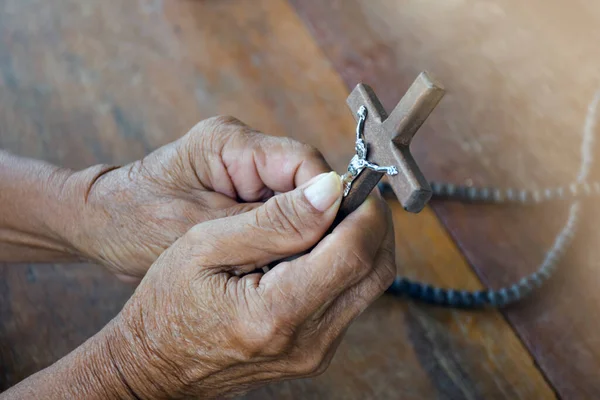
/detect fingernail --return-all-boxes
[304,172,342,212]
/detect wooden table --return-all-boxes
[1,1,599,398]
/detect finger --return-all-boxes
[185,116,331,202]
[319,225,396,342]
[289,247,395,378]
[259,193,391,322]
[183,172,342,272]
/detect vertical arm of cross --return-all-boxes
[333,84,391,224]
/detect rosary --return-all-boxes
[336,72,598,308]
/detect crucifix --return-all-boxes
[270,73,444,266]
[334,72,445,225]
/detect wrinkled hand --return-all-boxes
[68,116,329,279]
[103,171,395,398]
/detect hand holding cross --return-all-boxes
[335,72,445,224]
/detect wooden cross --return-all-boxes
[335,72,445,223]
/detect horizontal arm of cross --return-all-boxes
[384,73,445,146]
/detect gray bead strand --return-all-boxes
[383,91,599,308]
[427,181,600,204]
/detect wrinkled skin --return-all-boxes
[108,171,396,398]
[71,116,330,279]
[3,117,396,399]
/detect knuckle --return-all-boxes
[200,115,247,131]
[294,351,326,377]
[182,224,221,261]
[187,115,248,146]
[296,143,330,170]
[235,315,295,360]
[256,196,305,240]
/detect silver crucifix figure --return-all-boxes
[341,106,399,196]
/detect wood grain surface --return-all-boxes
[291,0,600,398]
[0,0,557,398]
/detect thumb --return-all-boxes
[184,172,343,272]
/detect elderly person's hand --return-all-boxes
[2,116,396,399]
[8,171,395,399]
[63,116,332,279]
[112,175,395,398]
